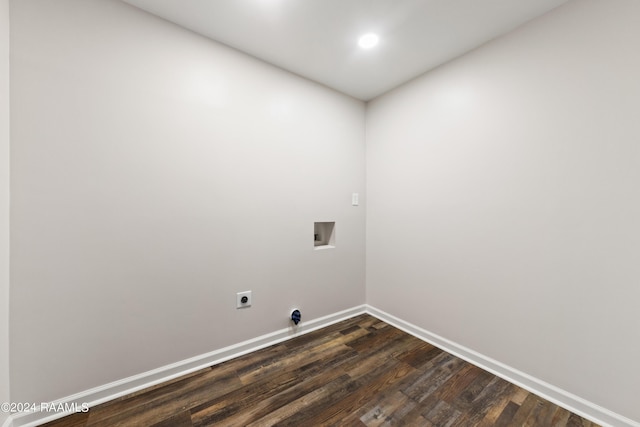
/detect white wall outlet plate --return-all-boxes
[236,291,252,308]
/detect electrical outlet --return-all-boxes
[236,291,252,309]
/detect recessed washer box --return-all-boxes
[314,222,335,250]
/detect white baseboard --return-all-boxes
[9,304,639,427]
[365,305,640,427]
[10,305,366,427]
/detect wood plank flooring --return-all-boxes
[42,314,599,426]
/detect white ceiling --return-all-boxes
[122,0,569,101]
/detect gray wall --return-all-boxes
[0,0,10,423]
[8,0,640,423]
[10,0,365,403]
[366,0,640,421]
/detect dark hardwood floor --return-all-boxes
[42,314,599,426]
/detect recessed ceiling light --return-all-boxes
[358,33,379,49]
